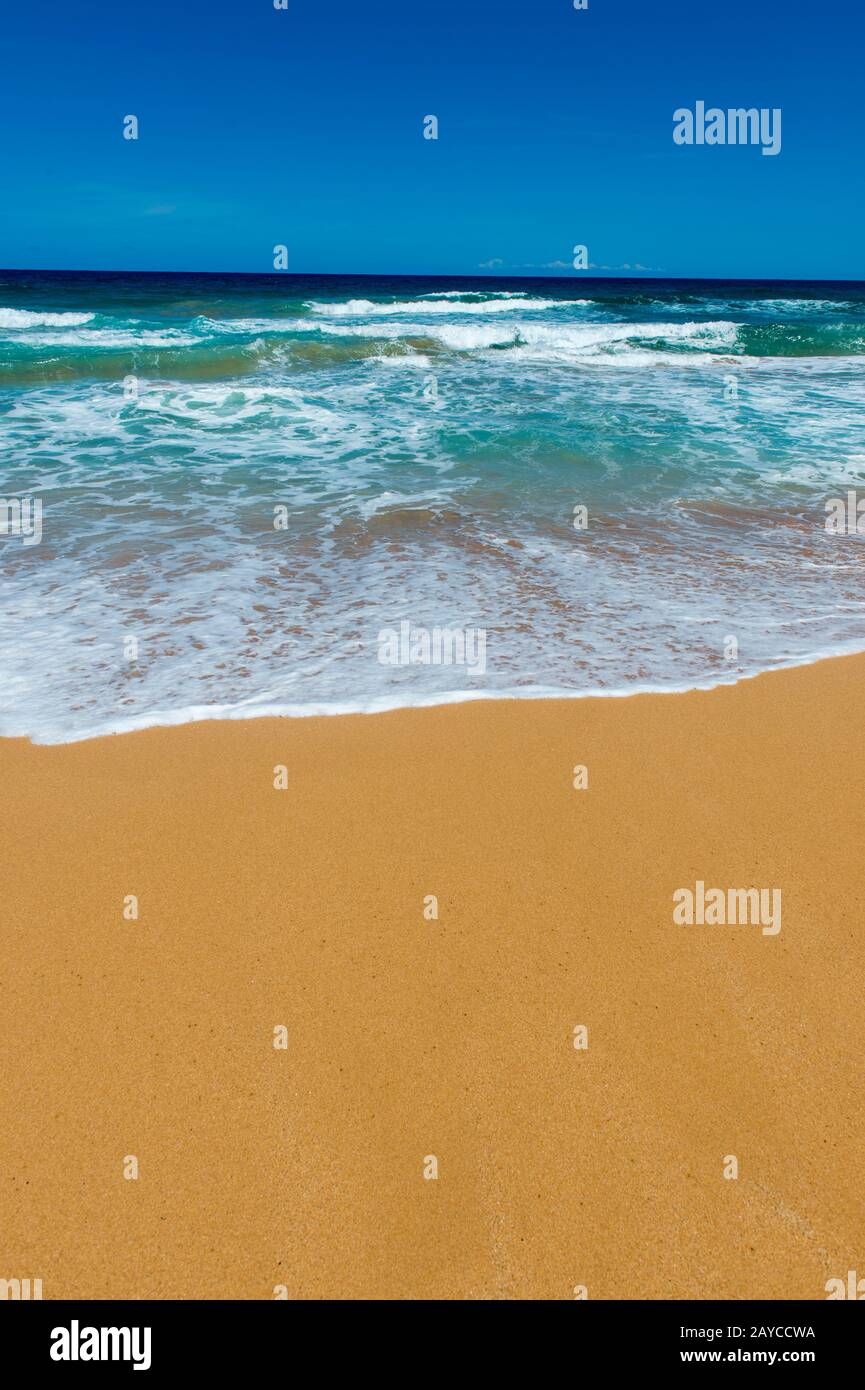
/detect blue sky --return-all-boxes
[1,0,861,278]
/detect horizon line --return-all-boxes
[1,266,865,285]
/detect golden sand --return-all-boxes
[1,654,863,1299]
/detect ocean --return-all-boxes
[2,268,865,744]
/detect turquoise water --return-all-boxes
[2,270,865,742]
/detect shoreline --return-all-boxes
[2,651,863,1298]
[7,640,865,748]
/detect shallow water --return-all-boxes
[1,270,865,743]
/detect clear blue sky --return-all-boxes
[1,0,861,278]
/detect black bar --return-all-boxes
[2,1298,859,1374]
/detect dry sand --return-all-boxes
[1,654,863,1300]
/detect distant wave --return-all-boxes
[0,307,95,328]
[5,300,865,375]
[313,317,742,360]
[417,289,537,300]
[739,297,858,313]
[642,296,859,316]
[304,295,567,316]
[3,326,203,349]
[194,312,865,364]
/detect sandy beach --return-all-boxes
[1,653,863,1301]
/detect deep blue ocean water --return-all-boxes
[2,270,865,742]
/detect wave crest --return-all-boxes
[0,307,95,329]
[305,295,565,317]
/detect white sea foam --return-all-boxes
[8,639,865,746]
[11,327,203,348]
[745,297,857,313]
[196,315,305,335]
[453,318,740,358]
[663,297,858,317]
[313,316,741,361]
[305,296,565,316]
[417,290,536,299]
[0,307,95,329]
